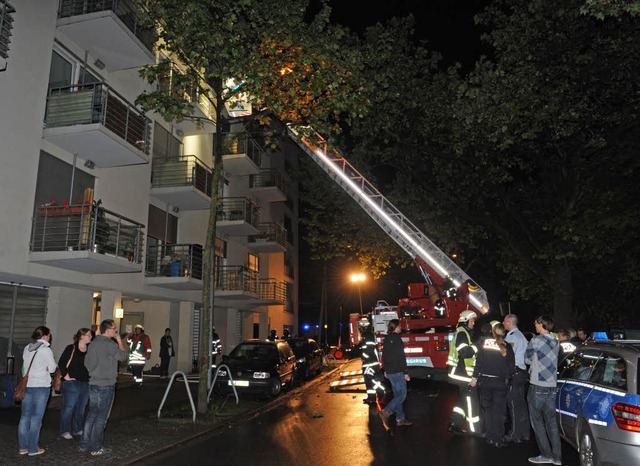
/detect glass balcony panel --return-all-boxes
[150,155,212,210]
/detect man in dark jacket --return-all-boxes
[159,328,175,378]
[359,321,384,405]
[379,319,412,429]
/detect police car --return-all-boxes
[556,330,640,466]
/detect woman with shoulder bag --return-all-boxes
[58,328,92,440]
[470,322,515,448]
[17,326,58,457]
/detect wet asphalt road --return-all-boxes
[139,359,580,466]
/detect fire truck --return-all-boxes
[288,126,490,380]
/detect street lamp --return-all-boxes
[350,272,366,314]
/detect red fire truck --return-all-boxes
[288,126,490,380]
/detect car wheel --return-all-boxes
[268,378,282,397]
[578,424,600,466]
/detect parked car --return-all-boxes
[556,333,640,466]
[286,337,323,380]
[214,339,296,397]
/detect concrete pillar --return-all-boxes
[176,301,194,374]
[101,290,122,322]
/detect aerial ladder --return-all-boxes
[287,125,490,317]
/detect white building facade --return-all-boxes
[0,0,298,378]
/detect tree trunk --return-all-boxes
[197,82,224,415]
[551,263,573,331]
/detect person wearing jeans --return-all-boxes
[18,326,57,456]
[80,320,127,456]
[58,327,92,439]
[525,315,561,465]
[379,319,412,429]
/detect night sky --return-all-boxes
[298,0,494,338]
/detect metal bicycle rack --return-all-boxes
[208,364,239,405]
[157,371,196,423]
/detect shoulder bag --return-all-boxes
[14,350,38,402]
[54,346,75,394]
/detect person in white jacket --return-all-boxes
[17,326,57,457]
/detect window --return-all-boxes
[49,48,99,90]
[152,122,182,160]
[247,253,259,273]
[0,1,15,71]
[559,351,601,382]
[34,152,95,208]
[589,353,627,391]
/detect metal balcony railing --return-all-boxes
[257,278,287,302]
[57,0,154,53]
[215,266,257,293]
[151,155,212,197]
[146,243,203,280]
[249,169,286,192]
[31,203,145,263]
[217,197,260,226]
[249,222,287,247]
[0,1,15,62]
[218,133,263,167]
[45,83,151,155]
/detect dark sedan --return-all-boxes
[214,339,296,397]
[286,337,323,380]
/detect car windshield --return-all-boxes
[229,343,278,361]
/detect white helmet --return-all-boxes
[490,320,500,328]
[459,310,477,323]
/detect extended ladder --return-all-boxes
[287,126,490,314]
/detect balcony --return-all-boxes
[145,243,203,290]
[248,223,287,253]
[0,1,15,71]
[216,197,260,236]
[249,169,287,203]
[150,155,212,210]
[56,0,154,71]
[219,133,263,176]
[30,203,144,274]
[43,83,151,167]
[253,278,288,305]
[214,266,258,300]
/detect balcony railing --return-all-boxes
[250,169,286,191]
[45,83,151,155]
[146,243,203,280]
[248,222,287,247]
[217,197,260,226]
[57,0,153,53]
[31,203,144,263]
[215,266,257,293]
[0,1,15,66]
[151,155,212,197]
[257,278,287,302]
[218,133,263,167]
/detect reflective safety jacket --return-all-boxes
[447,325,477,383]
[359,332,380,374]
[128,333,152,365]
[212,332,222,355]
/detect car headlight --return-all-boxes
[297,358,305,364]
[253,372,270,379]
[217,369,227,377]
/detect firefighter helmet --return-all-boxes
[458,310,477,323]
[490,320,500,328]
[134,324,144,330]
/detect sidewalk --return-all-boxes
[0,372,213,466]
[0,361,349,466]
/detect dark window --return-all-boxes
[147,204,177,243]
[589,353,627,391]
[252,323,260,339]
[34,152,95,208]
[559,351,601,382]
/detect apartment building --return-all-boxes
[0,0,298,380]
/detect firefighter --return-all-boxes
[447,310,483,436]
[359,320,385,405]
[127,324,152,387]
[212,327,222,368]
